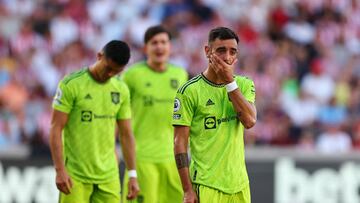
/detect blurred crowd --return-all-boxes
[0,0,360,155]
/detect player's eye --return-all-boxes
[215,48,227,55]
[230,49,238,56]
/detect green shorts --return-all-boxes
[59,178,120,203]
[193,184,251,203]
[122,161,183,203]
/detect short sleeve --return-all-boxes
[116,83,131,120]
[172,91,194,126]
[52,81,74,113]
[238,77,256,103]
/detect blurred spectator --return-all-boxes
[237,17,259,45]
[270,114,294,146]
[297,130,315,150]
[267,3,289,41]
[281,89,319,129]
[301,58,335,104]
[347,74,360,122]
[30,49,61,95]
[316,125,352,154]
[246,0,268,32]
[50,5,79,50]
[190,0,215,23]
[248,105,285,145]
[127,8,159,46]
[0,73,28,121]
[87,0,115,25]
[352,120,360,150]
[333,68,351,106]
[284,5,315,45]
[317,96,347,126]
[10,19,41,55]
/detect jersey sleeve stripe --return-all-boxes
[63,69,88,84]
[177,75,199,93]
[178,75,201,94]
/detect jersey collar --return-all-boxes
[200,73,226,88]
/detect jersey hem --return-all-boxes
[52,106,71,114]
[172,122,191,126]
[136,157,176,163]
[116,116,131,120]
[192,180,249,194]
[69,173,119,184]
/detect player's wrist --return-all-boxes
[128,169,137,178]
[55,165,66,172]
[225,81,238,92]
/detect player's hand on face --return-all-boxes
[209,53,237,84]
[127,177,140,200]
[55,169,73,194]
[183,189,198,203]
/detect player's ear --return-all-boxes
[96,52,103,61]
[205,45,210,58]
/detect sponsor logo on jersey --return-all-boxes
[143,95,153,106]
[81,111,116,122]
[111,92,120,104]
[81,110,92,122]
[204,115,238,129]
[174,98,180,112]
[206,99,215,106]
[84,93,92,99]
[170,79,179,89]
[204,116,216,129]
[217,115,238,124]
[93,114,115,119]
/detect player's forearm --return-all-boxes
[49,128,65,171]
[118,119,136,170]
[120,132,136,170]
[178,166,193,192]
[175,152,193,192]
[228,90,256,129]
[49,110,69,172]
[174,126,192,191]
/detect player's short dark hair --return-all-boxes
[102,40,130,66]
[144,25,171,44]
[208,27,239,44]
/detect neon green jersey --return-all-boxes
[172,73,256,194]
[122,62,188,162]
[52,68,131,183]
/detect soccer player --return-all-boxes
[173,27,257,203]
[49,40,140,203]
[121,25,188,203]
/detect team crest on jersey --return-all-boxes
[170,79,179,89]
[111,92,120,104]
[174,98,180,112]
